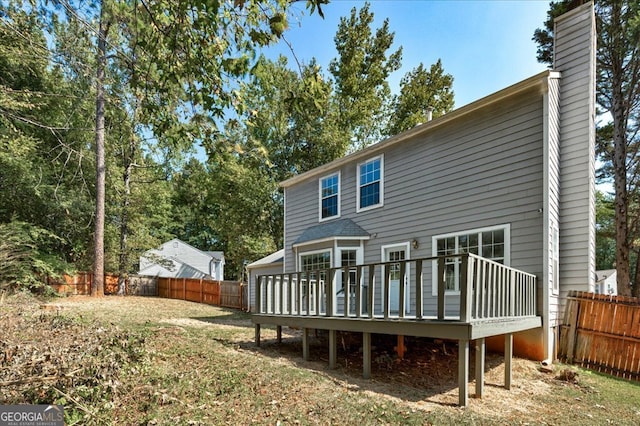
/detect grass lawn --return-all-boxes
[2,294,639,425]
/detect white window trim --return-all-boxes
[431,224,511,296]
[356,154,384,213]
[297,248,332,273]
[335,246,364,298]
[318,171,341,222]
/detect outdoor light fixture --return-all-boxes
[412,239,419,249]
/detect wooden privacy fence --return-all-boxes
[47,273,124,295]
[559,291,640,380]
[157,277,244,309]
[47,273,244,310]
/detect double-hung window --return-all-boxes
[357,155,383,211]
[319,173,340,220]
[432,224,510,294]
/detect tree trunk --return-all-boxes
[92,4,110,297]
[117,133,135,296]
[609,2,632,296]
[613,97,631,296]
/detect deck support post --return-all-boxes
[329,329,337,369]
[458,339,469,407]
[395,335,406,359]
[303,328,309,361]
[255,324,261,347]
[363,332,371,379]
[475,338,485,398]
[505,333,513,390]
[276,325,282,344]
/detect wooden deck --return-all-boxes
[252,253,542,407]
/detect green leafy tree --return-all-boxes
[242,56,347,181]
[386,60,454,136]
[197,55,346,277]
[534,0,640,295]
[0,3,95,289]
[39,0,327,294]
[0,221,71,292]
[170,158,219,250]
[206,150,279,279]
[329,1,402,150]
[596,191,616,271]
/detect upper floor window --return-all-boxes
[357,155,383,211]
[432,224,510,294]
[319,173,340,220]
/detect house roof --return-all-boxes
[159,238,224,261]
[204,251,225,262]
[247,249,284,268]
[138,256,212,279]
[293,218,369,247]
[281,69,559,188]
[596,269,616,283]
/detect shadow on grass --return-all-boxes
[189,308,254,327]
[232,327,510,406]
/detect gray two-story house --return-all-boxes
[252,3,596,406]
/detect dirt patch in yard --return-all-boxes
[252,328,555,418]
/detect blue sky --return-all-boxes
[262,0,551,108]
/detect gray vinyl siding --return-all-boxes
[554,3,596,292]
[284,85,545,316]
[248,262,283,312]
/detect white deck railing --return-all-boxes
[256,253,537,323]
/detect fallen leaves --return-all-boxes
[0,296,147,424]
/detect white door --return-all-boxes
[336,247,363,314]
[384,245,407,313]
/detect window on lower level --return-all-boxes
[432,224,510,294]
[300,250,331,281]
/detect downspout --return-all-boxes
[542,89,552,365]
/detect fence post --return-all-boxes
[415,259,423,319]
[367,265,375,319]
[399,261,406,318]
[459,254,470,322]
[384,264,391,320]
[355,265,362,317]
[509,269,516,316]
[437,257,446,320]
[565,293,580,363]
[200,278,203,303]
[256,276,262,314]
[183,278,186,300]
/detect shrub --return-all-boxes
[0,221,72,293]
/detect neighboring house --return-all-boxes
[251,3,596,406]
[595,270,617,296]
[246,249,284,312]
[139,238,225,281]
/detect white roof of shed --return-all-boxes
[247,249,284,268]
